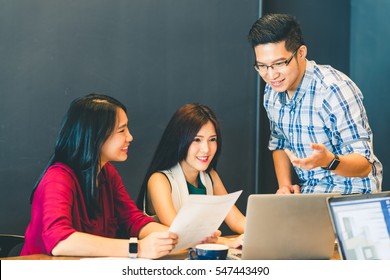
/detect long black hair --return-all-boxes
[31,93,127,217]
[136,103,222,209]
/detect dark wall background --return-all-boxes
[349,0,389,192]
[0,0,259,235]
[1,0,388,236]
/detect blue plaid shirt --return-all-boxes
[264,60,382,193]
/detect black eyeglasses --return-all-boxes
[254,46,301,73]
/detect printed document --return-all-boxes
[169,190,242,251]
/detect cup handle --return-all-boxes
[188,249,198,260]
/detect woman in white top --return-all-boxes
[137,103,245,248]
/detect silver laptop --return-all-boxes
[327,191,390,260]
[236,194,336,260]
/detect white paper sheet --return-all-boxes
[169,190,242,252]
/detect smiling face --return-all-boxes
[100,108,133,167]
[180,121,218,180]
[254,41,307,97]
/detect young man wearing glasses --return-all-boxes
[248,14,382,194]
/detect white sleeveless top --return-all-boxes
[143,163,213,221]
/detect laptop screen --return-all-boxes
[328,193,390,260]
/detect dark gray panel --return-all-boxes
[263,0,350,73]
[0,0,259,234]
[350,0,389,190]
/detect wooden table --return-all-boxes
[1,244,340,260]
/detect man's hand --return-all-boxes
[284,143,332,170]
[276,185,301,194]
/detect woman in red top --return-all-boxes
[21,94,178,259]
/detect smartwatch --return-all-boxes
[321,154,340,170]
[129,237,138,258]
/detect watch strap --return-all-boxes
[129,237,138,258]
[322,154,340,170]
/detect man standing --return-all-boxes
[248,14,382,194]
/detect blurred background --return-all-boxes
[1,0,388,235]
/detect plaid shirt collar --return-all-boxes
[278,59,313,108]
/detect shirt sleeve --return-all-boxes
[264,86,288,151]
[268,119,288,151]
[38,167,78,254]
[321,79,374,162]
